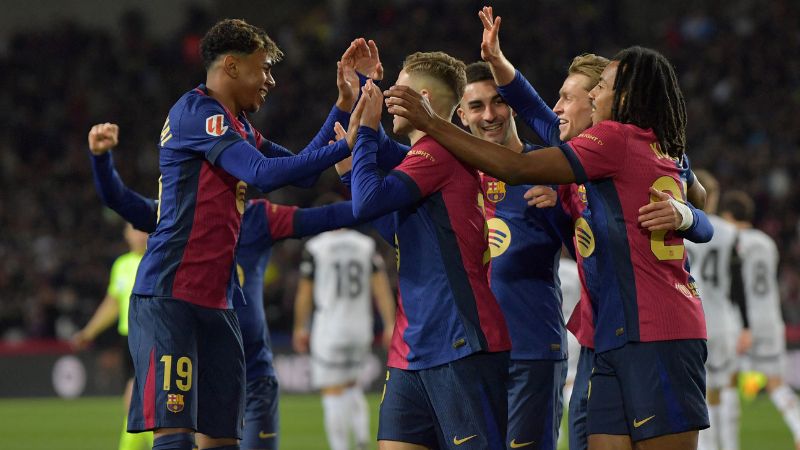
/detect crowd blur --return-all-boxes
[1,0,799,350]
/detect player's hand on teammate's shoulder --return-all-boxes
[524,186,557,208]
[87,122,119,155]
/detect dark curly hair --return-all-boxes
[611,46,686,158]
[200,19,283,69]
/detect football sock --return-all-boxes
[322,393,351,450]
[347,386,370,448]
[770,384,800,443]
[719,387,740,450]
[119,417,154,450]
[153,432,194,450]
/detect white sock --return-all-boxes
[347,386,370,449]
[770,384,800,443]
[719,387,740,450]
[322,393,351,450]
[698,403,719,450]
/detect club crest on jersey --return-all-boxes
[578,184,588,204]
[166,393,185,413]
[206,114,229,136]
[486,180,506,203]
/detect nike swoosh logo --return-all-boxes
[258,431,276,439]
[633,415,656,428]
[510,439,535,448]
[453,434,478,445]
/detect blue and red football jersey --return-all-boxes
[387,136,511,370]
[133,85,264,309]
[481,146,569,361]
[559,120,706,352]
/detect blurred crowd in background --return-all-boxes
[1,0,798,352]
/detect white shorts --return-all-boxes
[740,324,786,377]
[310,342,371,389]
[565,333,581,385]
[705,325,739,389]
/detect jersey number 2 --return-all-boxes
[649,176,686,261]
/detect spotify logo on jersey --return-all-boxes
[487,218,511,257]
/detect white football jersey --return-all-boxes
[738,228,783,329]
[301,230,382,346]
[685,215,739,332]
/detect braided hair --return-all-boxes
[611,46,687,158]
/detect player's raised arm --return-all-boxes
[384,84,575,185]
[87,123,158,233]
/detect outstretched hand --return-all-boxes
[342,37,383,81]
[88,122,119,155]
[479,6,503,64]
[383,85,439,133]
[638,187,682,231]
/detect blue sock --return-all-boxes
[153,432,194,450]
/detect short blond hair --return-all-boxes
[567,53,610,90]
[403,51,467,105]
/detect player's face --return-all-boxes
[457,80,515,146]
[553,74,594,141]
[588,61,618,125]
[236,48,276,114]
[392,70,415,135]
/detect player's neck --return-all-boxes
[409,129,426,146]
[205,79,240,117]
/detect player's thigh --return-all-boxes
[507,358,566,450]
[422,352,509,450]
[586,349,629,438]
[569,347,594,450]
[605,340,709,442]
[127,295,199,432]
[241,375,280,450]
[633,430,698,450]
[195,307,245,439]
[378,368,440,449]
[705,327,737,390]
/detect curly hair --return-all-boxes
[611,46,687,158]
[200,19,283,69]
[403,51,467,104]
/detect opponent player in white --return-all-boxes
[686,170,744,450]
[293,225,395,450]
[721,190,800,450]
[557,254,581,450]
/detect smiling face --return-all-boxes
[457,79,516,146]
[553,74,594,141]
[234,48,276,114]
[588,61,618,125]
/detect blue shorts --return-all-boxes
[241,376,280,450]
[127,295,245,439]
[587,340,709,441]
[568,347,593,450]
[378,352,509,449]
[507,359,566,450]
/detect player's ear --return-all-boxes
[456,106,469,127]
[222,54,239,79]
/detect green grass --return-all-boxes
[0,393,793,449]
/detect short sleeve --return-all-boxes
[299,249,315,279]
[390,138,455,198]
[164,96,245,164]
[560,121,628,183]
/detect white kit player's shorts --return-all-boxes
[310,340,371,389]
[741,323,786,377]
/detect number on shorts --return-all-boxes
[160,355,193,391]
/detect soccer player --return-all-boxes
[684,171,744,450]
[124,18,357,449]
[87,123,378,450]
[72,223,153,450]
[293,225,395,450]
[386,21,709,450]
[456,61,570,450]
[720,191,800,450]
[349,53,512,449]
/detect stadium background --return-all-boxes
[0,0,798,448]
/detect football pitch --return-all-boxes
[0,393,793,450]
